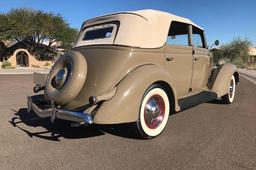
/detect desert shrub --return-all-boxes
[213,38,252,67]
[43,62,51,67]
[31,64,40,68]
[1,60,12,69]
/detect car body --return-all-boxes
[27,9,239,138]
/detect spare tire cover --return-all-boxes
[45,51,87,106]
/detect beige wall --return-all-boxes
[249,47,256,56]
[8,48,53,68]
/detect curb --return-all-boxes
[0,69,50,75]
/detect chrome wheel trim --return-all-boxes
[144,94,165,129]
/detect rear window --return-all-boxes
[83,26,114,41]
[75,21,119,46]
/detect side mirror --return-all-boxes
[214,40,219,46]
[210,40,220,50]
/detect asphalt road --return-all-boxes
[239,69,256,85]
[0,75,256,170]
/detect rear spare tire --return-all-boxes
[45,51,87,106]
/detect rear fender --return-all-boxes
[211,63,239,97]
[93,65,178,124]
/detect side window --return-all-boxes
[167,21,189,46]
[192,27,205,48]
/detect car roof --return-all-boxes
[76,9,203,48]
[83,9,202,30]
[134,9,202,29]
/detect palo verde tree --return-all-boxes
[213,38,252,66]
[0,8,78,60]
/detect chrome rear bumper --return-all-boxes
[27,96,93,124]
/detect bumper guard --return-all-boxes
[27,96,93,124]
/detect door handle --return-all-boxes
[166,57,174,62]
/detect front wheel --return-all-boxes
[221,75,236,104]
[135,84,170,139]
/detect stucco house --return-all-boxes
[248,47,256,69]
[0,40,57,68]
[249,47,256,56]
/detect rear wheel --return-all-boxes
[135,84,170,139]
[221,75,236,104]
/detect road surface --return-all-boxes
[239,69,256,85]
[0,75,255,170]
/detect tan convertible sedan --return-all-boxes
[27,9,239,139]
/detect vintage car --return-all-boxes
[27,9,239,139]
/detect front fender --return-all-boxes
[211,63,238,97]
[93,65,178,124]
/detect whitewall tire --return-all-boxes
[221,75,236,104]
[136,84,170,139]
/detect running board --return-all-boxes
[178,91,217,111]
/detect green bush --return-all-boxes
[233,57,247,68]
[31,64,40,68]
[1,60,12,69]
[213,38,252,67]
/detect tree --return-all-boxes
[212,48,223,64]
[213,38,252,66]
[0,8,78,60]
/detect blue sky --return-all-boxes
[0,0,255,46]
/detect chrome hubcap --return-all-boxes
[54,68,67,89]
[144,94,165,129]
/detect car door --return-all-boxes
[190,26,211,92]
[164,21,193,98]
